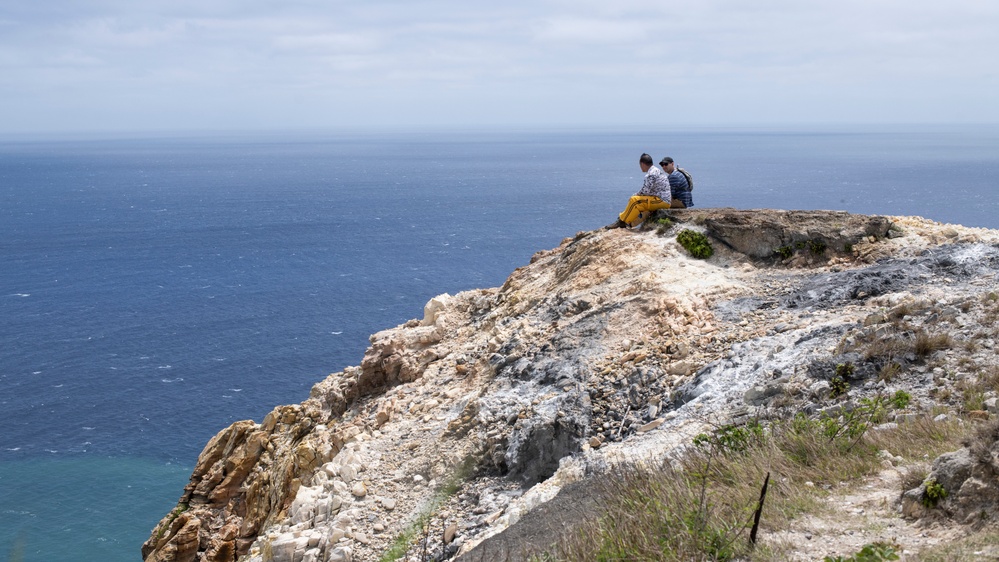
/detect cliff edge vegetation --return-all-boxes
[143,209,999,562]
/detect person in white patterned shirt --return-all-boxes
[606,153,671,229]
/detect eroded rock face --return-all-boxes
[675,208,892,260]
[143,210,999,562]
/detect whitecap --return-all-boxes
[5,447,21,451]
[82,427,95,430]
[32,371,42,375]
[330,331,343,335]
[12,293,30,297]
[45,449,58,453]
[158,365,172,369]
[161,378,184,383]
[229,388,242,392]
[52,384,64,388]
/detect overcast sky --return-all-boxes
[1,1,997,133]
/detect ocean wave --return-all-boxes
[161,378,184,383]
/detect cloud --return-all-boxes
[0,0,997,132]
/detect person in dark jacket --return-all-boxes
[660,156,693,208]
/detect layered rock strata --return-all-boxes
[143,209,999,562]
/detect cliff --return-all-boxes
[142,209,999,562]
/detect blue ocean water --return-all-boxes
[1,127,998,561]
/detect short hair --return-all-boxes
[639,153,654,166]
[660,156,674,166]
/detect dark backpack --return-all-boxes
[678,168,694,191]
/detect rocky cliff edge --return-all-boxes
[142,209,999,562]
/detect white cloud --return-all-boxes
[0,0,996,132]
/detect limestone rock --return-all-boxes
[143,211,999,562]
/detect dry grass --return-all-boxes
[909,529,999,561]
[540,414,970,562]
[913,331,953,358]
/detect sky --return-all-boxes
[1,1,997,134]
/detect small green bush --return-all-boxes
[922,479,948,508]
[830,376,849,398]
[655,217,673,235]
[775,245,793,260]
[676,229,713,259]
[824,542,900,562]
[890,390,911,410]
[809,239,827,255]
[693,421,765,454]
[835,363,855,378]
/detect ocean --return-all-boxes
[2,127,998,561]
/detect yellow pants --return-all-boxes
[619,195,670,226]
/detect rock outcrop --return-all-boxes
[143,209,999,562]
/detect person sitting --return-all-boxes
[660,156,693,208]
[606,153,671,229]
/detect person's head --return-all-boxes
[660,156,675,173]
[639,153,653,172]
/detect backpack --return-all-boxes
[678,168,694,191]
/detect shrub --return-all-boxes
[809,239,827,255]
[775,245,793,260]
[693,421,765,454]
[824,542,900,562]
[655,217,673,235]
[830,376,849,398]
[676,229,713,259]
[922,479,948,508]
[890,390,911,410]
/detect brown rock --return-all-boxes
[144,513,201,562]
[637,419,665,433]
[444,522,458,544]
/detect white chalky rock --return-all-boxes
[289,485,323,525]
[339,464,357,483]
[269,535,308,562]
[328,546,353,562]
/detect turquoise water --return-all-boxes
[2,127,998,561]
[1,458,189,561]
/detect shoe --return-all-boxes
[604,219,628,230]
